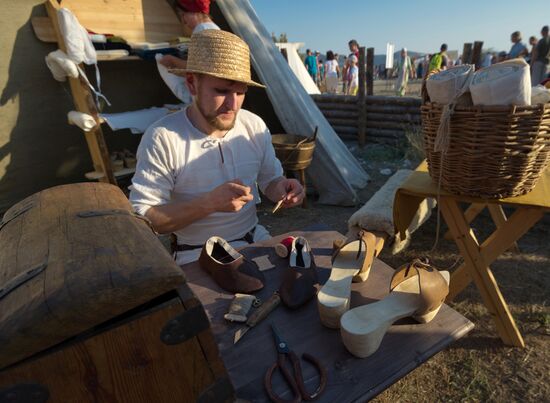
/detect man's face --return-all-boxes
[188,74,247,131]
[511,34,518,43]
[349,43,357,52]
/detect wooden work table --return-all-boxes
[182,230,473,402]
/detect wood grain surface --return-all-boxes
[0,300,221,402]
[0,183,185,369]
[182,231,474,402]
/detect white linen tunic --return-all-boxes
[130,107,283,249]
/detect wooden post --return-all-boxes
[358,47,367,147]
[472,41,484,69]
[280,48,288,62]
[462,43,473,64]
[366,47,374,96]
[45,0,116,184]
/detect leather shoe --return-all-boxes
[199,236,265,293]
[279,236,318,309]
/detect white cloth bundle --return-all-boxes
[45,50,78,82]
[426,65,474,104]
[57,8,96,65]
[470,59,531,106]
[67,111,97,132]
[531,85,550,105]
[155,54,192,104]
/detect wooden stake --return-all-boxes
[358,47,367,147]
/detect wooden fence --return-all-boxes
[311,94,422,145]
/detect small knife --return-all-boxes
[233,292,281,344]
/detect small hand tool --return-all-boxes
[264,324,327,403]
[233,292,281,344]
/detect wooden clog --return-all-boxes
[340,259,450,358]
[317,231,383,328]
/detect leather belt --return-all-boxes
[172,227,256,253]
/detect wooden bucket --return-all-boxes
[272,134,316,171]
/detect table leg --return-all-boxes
[439,198,539,347]
[487,204,520,253]
[443,202,485,241]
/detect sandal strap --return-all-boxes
[358,231,378,275]
[390,259,449,315]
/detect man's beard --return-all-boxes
[196,96,237,131]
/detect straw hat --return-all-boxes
[169,29,265,88]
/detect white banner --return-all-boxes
[385,43,394,69]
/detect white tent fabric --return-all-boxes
[275,42,320,95]
[217,0,369,205]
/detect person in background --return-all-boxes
[497,51,507,63]
[416,58,424,79]
[324,50,340,94]
[347,55,359,96]
[507,31,528,59]
[532,26,550,85]
[528,36,538,65]
[481,52,493,68]
[394,48,414,96]
[428,43,448,72]
[316,52,325,88]
[341,55,349,93]
[304,49,318,85]
[161,0,219,70]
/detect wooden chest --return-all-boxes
[0,183,233,402]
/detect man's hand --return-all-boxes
[160,55,187,70]
[205,179,254,213]
[270,178,304,208]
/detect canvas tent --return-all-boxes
[0,0,368,213]
[218,0,369,204]
[275,42,320,95]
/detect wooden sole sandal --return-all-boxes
[317,231,384,328]
[340,259,450,358]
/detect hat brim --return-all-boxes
[168,68,266,88]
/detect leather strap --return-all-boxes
[390,259,449,315]
[173,227,256,252]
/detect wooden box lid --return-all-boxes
[0,183,186,370]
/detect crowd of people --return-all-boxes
[304,24,550,97]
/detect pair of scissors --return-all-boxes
[264,324,327,402]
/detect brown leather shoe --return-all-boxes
[279,236,319,309]
[199,236,265,293]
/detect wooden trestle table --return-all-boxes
[394,162,550,348]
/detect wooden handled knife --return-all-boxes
[233,292,281,344]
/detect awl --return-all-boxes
[233,292,281,344]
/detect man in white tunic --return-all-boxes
[130,29,304,265]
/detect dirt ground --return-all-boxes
[257,143,549,402]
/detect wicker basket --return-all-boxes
[422,102,550,198]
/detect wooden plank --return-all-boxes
[365,96,421,106]
[0,301,219,402]
[183,231,474,402]
[487,205,520,253]
[462,43,473,64]
[364,105,421,114]
[440,197,524,347]
[311,94,358,104]
[366,47,374,96]
[59,0,185,43]
[472,41,484,69]
[31,16,56,43]
[45,0,116,184]
[358,47,366,147]
[444,202,486,241]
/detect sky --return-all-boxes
[249,0,549,56]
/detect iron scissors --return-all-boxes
[264,324,327,402]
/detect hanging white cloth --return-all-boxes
[57,8,110,106]
[45,49,79,82]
